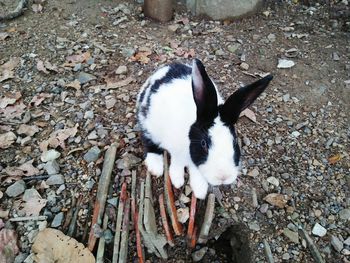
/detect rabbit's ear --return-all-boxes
[220,75,273,124]
[192,59,218,123]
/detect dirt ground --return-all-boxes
[0,0,349,262]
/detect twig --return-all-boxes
[187,193,197,241]
[163,151,183,235]
[197,193,215,244]
[112,182,127,263]
[119,197,130,263]
[252,187,258,208]
[0,0,28,21]
[22,175,50,181]
[88,143,118,251]
[9,215,47,222]
[297,224,326,263]
[96,211,109,263]
[159,194,174,247]
[263,239,275,263]
[67,196,82,236]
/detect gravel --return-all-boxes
[46,174,65,185]
[5,180,26,197]
[312,223,327,237]
[331,236,343,253]
[44,160,60,175]
[41,149,61,162]
[83,146,101,162]
[51,212,64,228]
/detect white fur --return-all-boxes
[145,153,164,177]
[137,65,238,199]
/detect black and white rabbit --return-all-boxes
[137,59,273,199]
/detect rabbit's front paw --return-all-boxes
[169,164,185,189]
[145,153,164,177]
[191,177,208,200]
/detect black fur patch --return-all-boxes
[189,122,214,166]
[230,126,241,166]
[141,132,163,156]
[139,63,191,117]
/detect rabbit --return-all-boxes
[136,59,273,199]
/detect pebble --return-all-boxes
[116,153,142,169]
[240,62,249,70]
[177,207,189,223]
[344,237,350,246]
[6,180,26,197]
[46,174,65,185]
[339,208,350,220]
[115,65,128,75]
[248,222,260,231]
[107,197,118,207]
[277,59,295,69]
[243,136,251,146]
[44,160,60,175]
[23,189,41,201]
[282,253,290,260]
[83,146,101,162]
[312,223,327,237]
[283,228,299,244]
[78,72,96,84]
[84,110,94,119]
[51,212,64,227]
[282,93,290,102]
[267,176,279,187]
[248,168,259,177]
[87,130,98,140]
[332,52,340,61]
[267,33,276,42]
[41,149,61,162]
[291,131,301,138]
[259,203,269,213]
[331,235,343,252]
[192,247,208,262]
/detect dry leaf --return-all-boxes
[32,228,95,263]
[0,229,19,263]
[66,52,91,64]
[17,124,39,137]
[0,132,17,149]
[130,51,152,64]
[240,108,256,123]
[37,60,49,74]
[5,160,40,177]
[21,198,47,217]
[264,193,288,208]
[32,3,43,13]
[0,57,20,82]
[103,77,134,90]
[0,101,26,119]
[0,92,22,109]
[105,96,117,109]
[0,32,10,41]
[328,154,342,165]
[65,80,81,90]
[30,93,52,107]
[43,124,79,149]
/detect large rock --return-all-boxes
[186,0,263,20]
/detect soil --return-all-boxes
[0,0,349,263]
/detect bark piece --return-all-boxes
[197,193,215,244]
[144,0,173,22]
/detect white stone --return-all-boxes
[312,223,327,237]
[267,176,280,187]
[277,59,295,69]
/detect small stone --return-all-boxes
[84,146,101,162]
[116,153,141,169]
[177,207,189,223]
[46,174,64,185]
[192,247,208,262]
[6,180,26,197]
[84,110,94,119]
[291,131,301,138]
[179,193,190,204]
[41,149,61,162]
[314,209,322,217]
[344,237,350,246]
[248,222,260,231]
[277,59,295,69]
[23,189,41,202]
[240,62,249,70]
[332,52,340,61]
[281,173,290,179]
[267,176,279,187]
[168,24,180,32]
[115,65,128,75]
[78,72,96,84]
[21,137,31,146]
[227,43,241,54]
[282,93,290,102]
[243,136,251,146]
[312,223,327,237]
[331,235,343,252]
[87,130,98,140]
[215,49,225,56]
[185,185,192,196]
[259,203,269,213]
[44,160,60,175]
[51,212,64,227]
[339,209,350,220]
[283,228,299,244]
[282,253,290,260]
[248,168,259,177]
[267,33,276,42]
[56,184,65,195]
[107,197,118,207]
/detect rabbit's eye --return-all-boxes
[201,139,208,153]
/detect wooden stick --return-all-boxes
[88,143,118,251]
[9,215,46,222]
[163,151,183,235]
[112,182,127,263]
[263,239,275,263]
[67,196,82,236]
[96,212,109,263]
[197,193,215,244]
[298,225,326,263]
[159,194,174,247]
[187,193,197,241]
[118,198,130,263]
[131,171,145,263]
[189,226,197,249]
